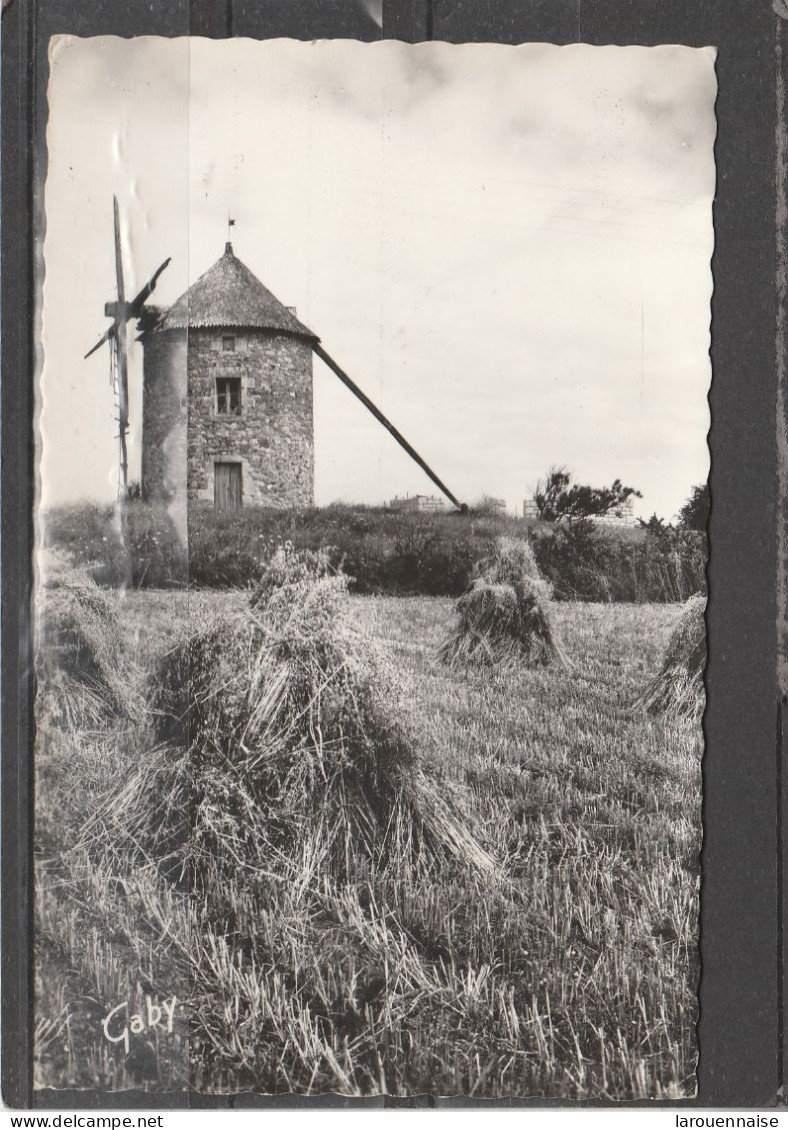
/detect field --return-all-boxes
[34,586,700,1098]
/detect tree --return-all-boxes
[638,513,670,534]
[473,494,506,517]
[676,483,709,532]
[531,467,642,523]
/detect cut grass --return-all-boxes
[35,587,700,1098]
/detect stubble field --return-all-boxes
[34,589,700,1098]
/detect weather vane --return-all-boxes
[227,213,235,242]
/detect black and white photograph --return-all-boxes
[34,35,715,1098]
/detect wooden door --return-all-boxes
[214,462,242,509]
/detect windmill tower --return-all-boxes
[88,214,463,512]
[140,240,318,507]
[84,198,170,499]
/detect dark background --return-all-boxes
[2,0,779,1109]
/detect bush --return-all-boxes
[42,501,187,589]
[531,521,705,603]
[43,502,707,603]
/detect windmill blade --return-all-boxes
[313,343,464,511]
[85,257,171,357]
[85,198,162,500]
[113,197,130,495]
[84,322,117,360]
[129,257,171,315]
[114,197,126,311]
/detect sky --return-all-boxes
[40,37,716,520]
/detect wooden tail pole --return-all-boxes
[314,343,464,511]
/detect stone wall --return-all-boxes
[143,327,314,508]
[521,497,637,525]
[141,330,187,501]
[389,494,447,512]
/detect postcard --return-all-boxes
[34,36,714,1097]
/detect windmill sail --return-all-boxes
[128,258,171,316]
[83,198,171,499]
[84,258,171,359]
[84,323,116,360]
[113,197,130,496]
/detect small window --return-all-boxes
[216,377,242,415]
[222,335,235,352]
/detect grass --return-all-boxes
[41,500,707,602]
[34,584,700,1098]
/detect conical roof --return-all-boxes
[156,243,318,340]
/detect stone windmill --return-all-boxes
[89,203,462,510]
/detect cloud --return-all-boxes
[40,39,715,519]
